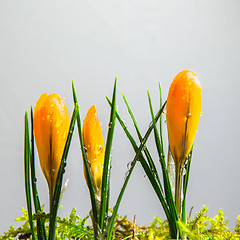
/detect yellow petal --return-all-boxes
[82,105,105,195]
[166,70,201,165]
[33,93,69,194]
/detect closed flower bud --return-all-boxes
[82,105,105,196]
[166,70,201,217]
[33,93,69,202]
[166,70,201,166]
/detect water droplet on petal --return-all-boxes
[56,120,62,128]
[51,169,55,175]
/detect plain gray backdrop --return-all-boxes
[0,0,240,235]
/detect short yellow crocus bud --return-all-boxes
[82,105,105,197]
[166,70,201,216]
[33,93,69,204]
[166,70,201,167]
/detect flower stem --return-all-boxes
[175,161,183,218]
[90,196,101,240]
[49,175,55,213]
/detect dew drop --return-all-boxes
[125,170,130,179]
[122,120,128,128]
[56,120,62,128]
[63,132,68,139]
[51,169,55,175]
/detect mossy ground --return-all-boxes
[1,206,240,240]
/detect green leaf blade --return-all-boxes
[121,91,162,189]
[30,107,47,240]
[72,80,99,236]
[24,111,36,240]
[99,77,117,232]
[147,90,178,238]
[72,81,98,216]
[182,149,193,223]
[48,105,78,240]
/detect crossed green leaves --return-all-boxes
[24,79,192,240]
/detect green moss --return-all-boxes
[1,207,240,240]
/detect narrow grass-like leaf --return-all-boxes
[24,111,36,240]
[158,81,164,156]
[99,78,117,232]
[106,97,135,150]
[159,83,178,235]
[48,105,78,240]
[182,149,193,223]
[121,92,162,188]
[106,97,171,239]
[30,107,47,240]
[147,90,178,238]
[106,156,137,240]
[72,81,98,237]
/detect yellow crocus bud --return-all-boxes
[166,70,201,216]
[166,70,201,167]
[33,93,69,203]
[82,105,105,196]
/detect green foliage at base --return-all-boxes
[1,206,240,240]
[178,206,239,240]
[0,208,93,240]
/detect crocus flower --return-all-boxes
[33,93,69,203]
[166,70,201,168]
[166,70,201,216]
[82,105,105,196]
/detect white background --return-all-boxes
[0,0,240,235]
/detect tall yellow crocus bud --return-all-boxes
[82,105,105,197]
[166,70,201,216]
[33,93,69,205]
